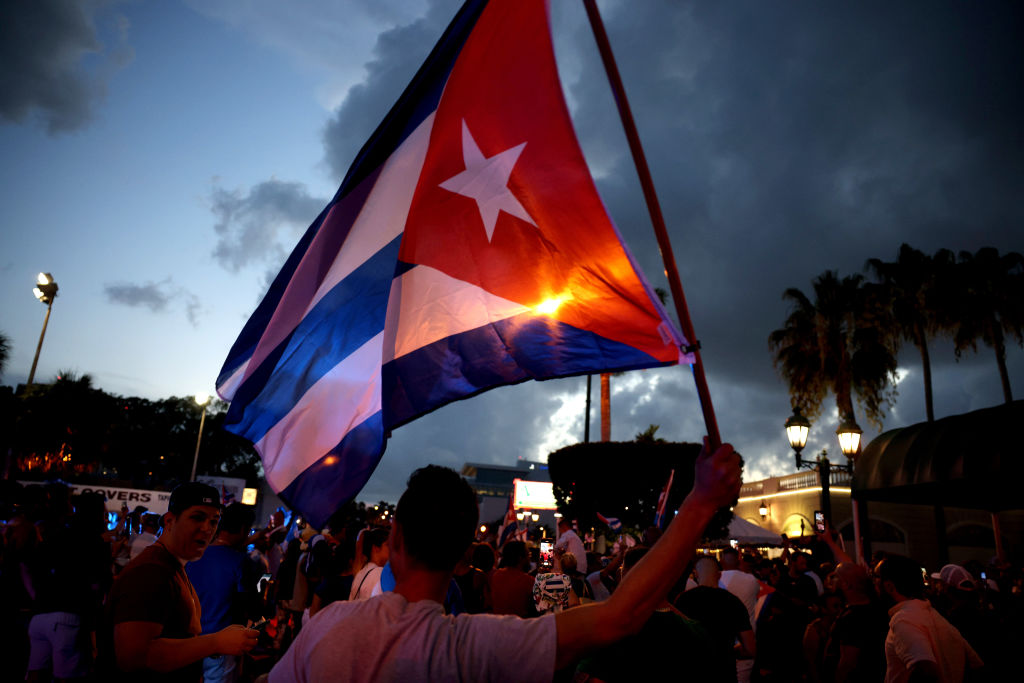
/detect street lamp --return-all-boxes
[784,407,811,466]
[27,272,59,386]
[189,393,211,482]
[784,407,860,527]
[784,407,866,561]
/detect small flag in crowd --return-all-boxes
[653,469,676,529]
[215,0,688,528]
[595,512,622,533]
[221,485,235,506]
[497,493,520,547]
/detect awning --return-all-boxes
[704,516,784,547]
[853,400,1024,512]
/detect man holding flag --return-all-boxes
[270,438,741,681]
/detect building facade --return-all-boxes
[734,470,1023,569]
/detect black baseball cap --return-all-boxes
[168,482,222,515]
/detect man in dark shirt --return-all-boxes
[107,482,258,682]
[674,556,755,683]
[823,562,888,682]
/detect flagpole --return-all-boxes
[582,0,721,449]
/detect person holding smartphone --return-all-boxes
[105,483,258,682]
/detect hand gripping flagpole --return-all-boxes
[583,0,722,449]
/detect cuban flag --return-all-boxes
[653,468,676,529]
[496,494,519,548]
[216,0,689,528]
[596,512,622,533]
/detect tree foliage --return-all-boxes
[769,270,898,428]
[6,374,261,489]
[547,440,736,542]
[945,247,1024,403]
[0,331,9,380]
[865,244,954,422]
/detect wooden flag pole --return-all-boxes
[582,0,722,448]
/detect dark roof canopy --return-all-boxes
[853,400,1024,511]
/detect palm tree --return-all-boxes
[865,244,950,422]
[944,248,1024,403]
[769,271,898,428]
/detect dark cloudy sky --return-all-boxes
[2,0,1021,503]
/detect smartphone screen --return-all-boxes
[539,541,552,564]
[813,510,825,533]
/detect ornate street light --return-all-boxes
[758,500,769,521]
[836,415,863,458]
[189,393,211,482]
[27,272,59,386]
[783,407,865,562]
[784,407,811,466]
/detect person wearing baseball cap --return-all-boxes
[105,482,258,682]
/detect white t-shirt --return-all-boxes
[128,531,158,561]
[555,529,587,574]
[349,562,382,601]
[720,569,760,631]
[270,591,556,683]
[884,599,982,683]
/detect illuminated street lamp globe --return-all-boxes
[836,415,863,459]
[784,407,811,467]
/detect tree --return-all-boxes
[945,247,1024,403]
[865,244,951,422]
[0,331,9,380]
[769,270,898,428]
[547,440,735,542]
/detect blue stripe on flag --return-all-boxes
[382,313,672,429]
[230,235,402,443]
[277,411,386,529]
[216,203,331,395]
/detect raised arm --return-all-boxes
[554,437,741,669]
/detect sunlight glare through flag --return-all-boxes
[215,0,689,527]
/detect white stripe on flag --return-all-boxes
[385,264,531,361]
[304,113,436,318]
[256,331,384,492]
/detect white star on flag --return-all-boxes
[439,119,536,242]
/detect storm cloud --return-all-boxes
[0,0,133,133]
[210,179,327,272]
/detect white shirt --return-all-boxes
[884,598,982,683]
[555,528,587,574]
[271,592,556,683]
[128,531,158,560]
[349,562,382,601]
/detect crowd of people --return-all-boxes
[1,440,1021,681]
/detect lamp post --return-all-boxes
[785,407,862,547]
[189,393,211,482]
[27,272,59,386]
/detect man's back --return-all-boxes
[270,592,555,683]
[885,598,982,683]
[675,585,752,683]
